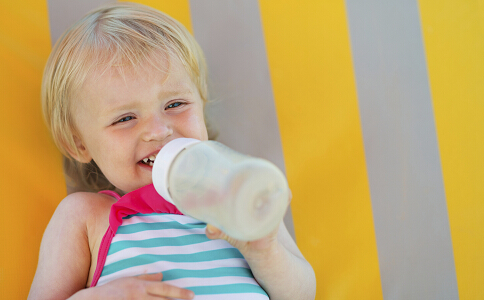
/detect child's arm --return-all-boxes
[28,193,194,300]
[206,206,316,299]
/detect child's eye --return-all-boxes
[166,102,184,109]
[116,116,134,123]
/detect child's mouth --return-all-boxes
[140,153,157,167]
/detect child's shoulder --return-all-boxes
[51,191,116,236]
[56,191,116,219]
[31,192,118,296]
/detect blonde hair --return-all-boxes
[42,2,211,193]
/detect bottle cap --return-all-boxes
[152,138,201,204]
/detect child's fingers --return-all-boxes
[136,273,194,299]
[134,273,195,299]
[94,275,194,299]
[205,224,248,250]
[206,224,245,249]
[146,282,195,299]
[137,272,163,281]
[205,224,222,238]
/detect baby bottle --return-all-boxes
[152,138,289,241]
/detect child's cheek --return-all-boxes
[187,113,209,140]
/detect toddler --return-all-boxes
[28,2,316,299]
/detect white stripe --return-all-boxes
[190,294,268,300]
[164,276,260,288]
[97,258,250,286]
[121,214,202,226]
[105,240,234,264]
[112,226,206,241]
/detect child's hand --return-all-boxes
[205,223,280,258]
[205,190,292,258]
[74,273,194,300]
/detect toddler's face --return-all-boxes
[71,57,208,193]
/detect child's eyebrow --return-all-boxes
[104,88,195,115]
[159,86,194,99]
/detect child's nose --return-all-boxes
[141,115,172,142]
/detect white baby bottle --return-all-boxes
[152,138,289,241]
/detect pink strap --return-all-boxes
[91,184,183,287]
[98,190,121,200]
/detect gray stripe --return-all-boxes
[47,0,110,45]
[189,0,295,239]
[345,1,458,299]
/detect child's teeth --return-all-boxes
[141,154,157,165]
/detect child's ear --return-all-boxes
[66,135,92,163]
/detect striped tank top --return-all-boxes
[90,184,269,299]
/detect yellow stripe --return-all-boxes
[419,1,484,299]
[258,1,382,298]
[121,0,193,33]
[0,1,64,299]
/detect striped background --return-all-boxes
[0,0,482,299]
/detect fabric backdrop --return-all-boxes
[0,0,482,299]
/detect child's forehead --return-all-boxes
[70,49,200,108]
[93,50,171,77]
[80,56,196,96]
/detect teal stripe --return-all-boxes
[108,234,210,255]
[101,248,244,277]
[122,213,157,219]
[162,267,253,281]
[116,220,206,234]
[122,212,202,220]
[187,283,268,296]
